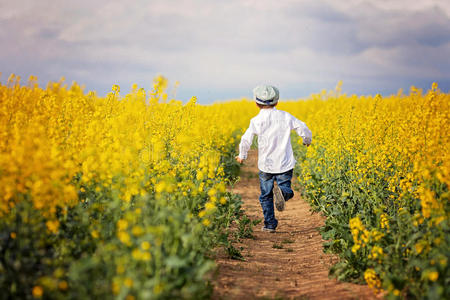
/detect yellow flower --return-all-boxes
[351,244,360,253]
[368,246,384,259]
[349,217,364,231]
[131,226,144,236]
[427,271,439,281]
[32,286,43,298]
[142,252,152,261]
[117,231,131,246]
[364,269,381,292]
[205,202,216,211]
[45,220,60,233]
[207,188,216,197]
[117,219,129,231]
[217,182,226,193]
[153,283,164,295]
[58,281,68,291]
[91,230,99,239]
[132,249,143,260]
[155,181,166,193]
[202,219,211,226]
[112,84,120,93]
[116,264,125,274]
[141,241,151,250]
[112,281,120,295]
[380,213,389,229]
[124,278,133,288]
[370,230,384,242]
[415,242,425,254]
[196,171,205,180]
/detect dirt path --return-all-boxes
[213,150,378,300]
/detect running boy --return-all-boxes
[235,85,312,233]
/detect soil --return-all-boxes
[212,150,379,300]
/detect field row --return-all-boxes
[284,84,449,299]
[0,75,256,299]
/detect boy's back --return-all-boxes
[238,107,311,174]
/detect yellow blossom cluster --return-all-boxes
[364,269,382,293]
[0,74,253,224]
[349,216,369,253]
[283,83,449,226]
[379,214,389,229]
[284,83,449,298]
[368,245,384,260]
[0,74,258,298]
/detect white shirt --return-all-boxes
[238,107,312,173]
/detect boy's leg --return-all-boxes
[258,170,278,229]
[275,169,294,201]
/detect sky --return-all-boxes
[1,0,449,103]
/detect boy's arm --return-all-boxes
[237,121,256,162]
[291,116,312,146]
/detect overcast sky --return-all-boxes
[1,0,449,103]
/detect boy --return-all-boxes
[235,85,312,233]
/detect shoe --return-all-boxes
[261,226,276,233]
[273,183,285,212]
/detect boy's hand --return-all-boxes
[235,156,244,164]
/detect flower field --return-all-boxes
[282,84,449,299]
[0,75,256,299]
[0,75,449,299]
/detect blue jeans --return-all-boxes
[258,169,294,229]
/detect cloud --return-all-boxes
[1,0,449,103]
